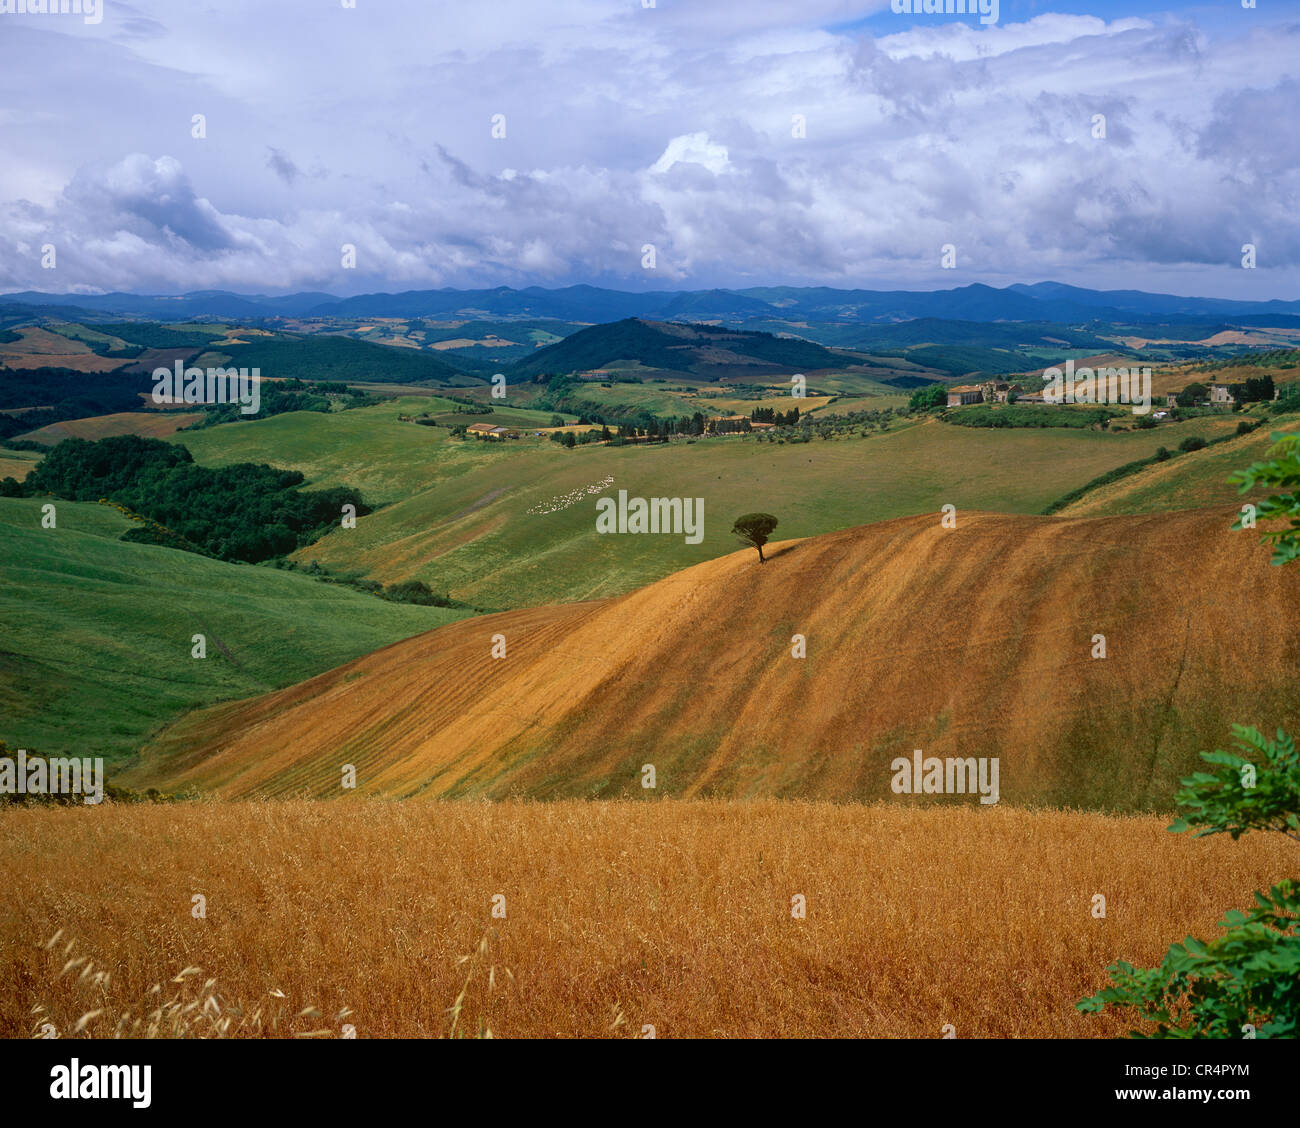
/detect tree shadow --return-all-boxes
[762,540,805,563]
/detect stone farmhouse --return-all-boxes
[946,379,1023,408]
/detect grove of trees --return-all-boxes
[23,435,367,563]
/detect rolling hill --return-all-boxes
[16,410,204,446]
[167,401,1245,609]
[217,333,489,384]
[127,506,1300,809]
[0,445,40,481]
[0,326,128,373]
[0,366,149,442]
[0,321,494,442]
[412,318,583,363]
[1058,419,1300,517]
[0,497,471,761]
[509,318,860,380]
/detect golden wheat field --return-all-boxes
[2,800,1292,1039]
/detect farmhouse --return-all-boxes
[946,379,1022,408]
[1209,383,1236,405]
[467,422,511,440]
[980,380,1018,403]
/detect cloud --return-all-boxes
[265,148,301,186]
[0,2,1296,297]
[650,134,733,176]
[66,154,236,252]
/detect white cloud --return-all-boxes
[650,133,733,176]
[0,1,1296,297]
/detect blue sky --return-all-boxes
[0,0,1295,299]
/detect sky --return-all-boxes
[0,0,1296,300]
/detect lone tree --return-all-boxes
[731,512,778,564]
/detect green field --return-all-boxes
[171,395,551,503]
[42,322,132,351]
[424,404,571,429]
[526,379,710,418]
[809,393,911,416]
[521,378,832,419]
[160,399,1246,609]
[492,375,906,419]
[803,369,932,394]
[0,496,471,762]
[1060,412,1300,517]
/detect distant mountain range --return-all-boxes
[4,282,1299,326]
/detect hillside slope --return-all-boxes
[235,405,1238,610]
[1059,420,1299,517]
[509,318,855,379]
[0,497,470,760]
[129,507,1300,809]
[17,410,204,446]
